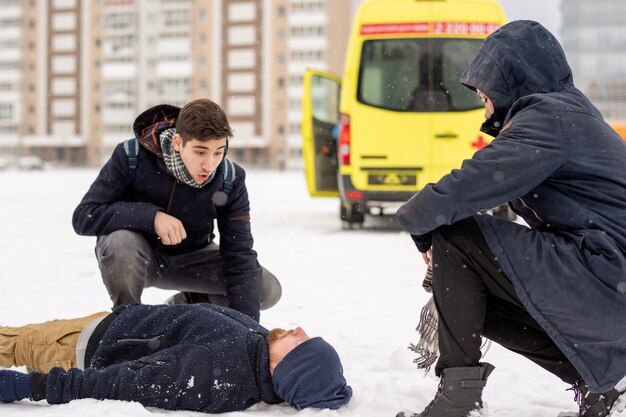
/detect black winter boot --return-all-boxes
[569,380,623,417]
[166,291,212,305]
[396,363,495,417]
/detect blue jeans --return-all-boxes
[95,230,281,310]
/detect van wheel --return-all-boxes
[340,203,365,228]
[492,204,517,221]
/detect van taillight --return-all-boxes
[338,113,351,165]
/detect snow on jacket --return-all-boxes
[396,21,626,393]
[72,105,262,321]
[43,304,282,413]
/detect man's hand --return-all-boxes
[154,211,187,245]
[422,249,432,264]
[0,370,32,403]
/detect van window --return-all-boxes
[357,38,484,112]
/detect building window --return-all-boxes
[290,50,324,61]
[0,103,13,121]
[289,74,303,86]
[229,3,256,22]
[291,1,325,12]
[289,123,301,134]
[289,98,301,110]
[291,26,325,37]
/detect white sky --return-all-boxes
[498,0,561,40]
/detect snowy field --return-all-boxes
[0,167,624,417]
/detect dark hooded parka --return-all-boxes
[396,20,626,393]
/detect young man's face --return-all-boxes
[477,90,494,120]
[173,134,227,185]
[269,327,311,374]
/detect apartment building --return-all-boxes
[0,0,352,168]
[284,0,351,168]
[0,0,25,158]
[561,0,626,121]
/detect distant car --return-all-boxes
[17,155,44,170]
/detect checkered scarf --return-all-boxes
[160,128,216,188]
[408,259,492,374]
[409,260,439,373]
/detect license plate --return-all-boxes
[368,173,416,186]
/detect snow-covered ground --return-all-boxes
[0,167,624,417]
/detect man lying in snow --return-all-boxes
[0,303,352,412]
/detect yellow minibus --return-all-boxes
[302,0,507,227]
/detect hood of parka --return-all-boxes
[460,20,574,137]
[132,104,180,157]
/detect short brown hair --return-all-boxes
[176,98,233,144]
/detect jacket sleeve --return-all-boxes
[44,346,254,413]
[72,144,162,236]
[216,167,262,322]
[396,99,567,235]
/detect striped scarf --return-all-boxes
[409,260,439,373]
[160,128,216,188]
[409,259,491,374]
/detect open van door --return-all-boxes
[301,69,341,197]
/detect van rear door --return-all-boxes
[428,2,505,179]
[427,35,492,181]
[350,36,432,191]
[301,69,341,197]
[347,0,504,191]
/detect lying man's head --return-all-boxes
[268,327,352,410]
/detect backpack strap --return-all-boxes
[222,158,236,194]
[123,138,138,186]
[123,138,236,194]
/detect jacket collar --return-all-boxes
[257,337,282,405]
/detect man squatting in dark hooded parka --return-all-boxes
[395,20,626,417]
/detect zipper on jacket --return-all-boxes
[250,330,265,400]
[517,197,544,223]
[166,181,178,213]
[138,356,168,366]
[117,335,163,349]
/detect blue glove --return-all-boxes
[0,370,33,403]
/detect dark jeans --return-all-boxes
[95,230,281,310]
[431,217,581,384]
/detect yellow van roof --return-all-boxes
[356,0,506,37]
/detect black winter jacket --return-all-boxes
[73,105,261,320]
[40,304,282,413]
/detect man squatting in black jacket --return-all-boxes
[72,98,281,322]
[395,21,626,417]
[0,303,352,412]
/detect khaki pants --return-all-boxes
[0,312,109,373]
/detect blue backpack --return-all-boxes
[123,137,236,196]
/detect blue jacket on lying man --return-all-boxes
[0,303,352,413]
